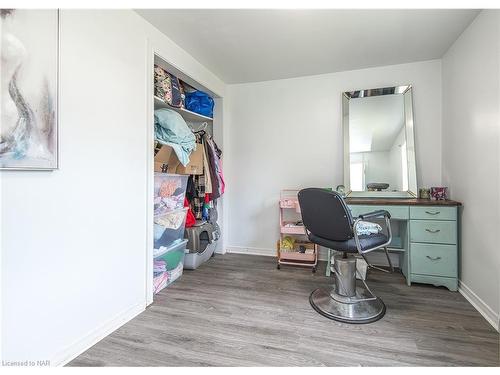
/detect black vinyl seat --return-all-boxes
[297,187,393,324]
[308,232,389,253]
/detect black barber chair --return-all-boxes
[298,188,393,323]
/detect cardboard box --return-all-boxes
[176,145,204,175]
[154,144,180,173]
[154,143,204,175]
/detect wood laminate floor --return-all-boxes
[69,254,499,367]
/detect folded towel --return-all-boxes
[153,259,167,273]
[356,220,382,236]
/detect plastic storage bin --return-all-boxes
[154,173,188,216]
[155,239,187,270]
[154,208,188,248]
[153,262,184,293]
[153,271,169,294]
[153,239,188,294]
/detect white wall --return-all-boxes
[0,9,225,365]
[226,60,442,254]
[442,10,500,328]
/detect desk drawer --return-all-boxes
[410,220,457,244]
[410,206,457,221]
[348,205,409,220]
[411,243,457,277]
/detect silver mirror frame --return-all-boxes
[342,85,418,198]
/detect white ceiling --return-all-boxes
[136,9,479,84]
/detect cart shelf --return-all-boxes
[280,223,306,235]
[279,249,316,262]
[277,189,318,272]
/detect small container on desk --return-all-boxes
[277,189,318,272]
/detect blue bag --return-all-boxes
[185,90,214,118]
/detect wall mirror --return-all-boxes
[343,85,417,197]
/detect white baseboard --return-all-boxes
[458,281,499,332]
[225,245,399,267]
[215,243,227,255]
[215,238,227,255]
[225,245,334,260]
[226,245,275,257]
[52,302,145,366]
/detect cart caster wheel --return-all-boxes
[277,264,281,270]
[312,267,316,273]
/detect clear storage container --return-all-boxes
[153,239,187,294]
[154,173,188,215]
[153,208,188,248]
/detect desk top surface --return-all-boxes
[345,197,462,206]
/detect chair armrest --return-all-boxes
[352,210,393,255]
[358,209,391,220]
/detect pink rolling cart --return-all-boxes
[277,189,318,272]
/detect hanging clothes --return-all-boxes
[212,138,225,196]
[185,131,225,220]
[186,175,196,202]
[190,134,207,220]
[202,140,212,194]
[195,132,212,195]
[208,199,218,225]
[191,174,206,220]
[203,134,219,200]
[184,197,196,228]
[202,193,210,221]
[203,134,225,200]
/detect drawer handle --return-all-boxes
[426,255,442,261]
[425,211,440,215]
[425,229,441,233]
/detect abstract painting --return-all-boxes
[1,9,58,170]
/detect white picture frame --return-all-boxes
[0,9,59,170]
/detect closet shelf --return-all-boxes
[154,96,213,122]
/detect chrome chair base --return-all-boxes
[309,286,386,324]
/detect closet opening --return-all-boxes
[147,52,225,304]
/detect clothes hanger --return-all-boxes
[193,122,208,134]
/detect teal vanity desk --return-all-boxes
[340,85,461,291]
[336,198,462,291]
